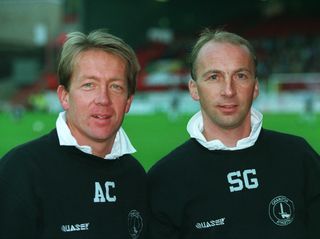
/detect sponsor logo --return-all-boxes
[128,210,143,239]
[269,195,295,226]
[61,222,90,232]
[195,217,225,229]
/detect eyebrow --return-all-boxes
[201,68,253,78]
[80,75,99,81]
[80,74,126,82]
[201,69,221,78]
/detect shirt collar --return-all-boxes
[187,107,263,151]
[56,111,136,159]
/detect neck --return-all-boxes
[202,114,252,147]
[203,125,251,147]
[77,137,115,158]
[92,137,117,158]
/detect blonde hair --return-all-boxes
[58,29,140,96]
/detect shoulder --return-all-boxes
[0,129,57,172]
[116,155,147,196]
[0,130,56,197]
[148,138,201,177]
[260,128,319,159]
[261,128,303,140]
[119,154,147,177]
[261,128,312,148]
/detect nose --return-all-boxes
[95,87,111,105]
[221,79,235,97]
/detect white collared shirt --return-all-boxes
[56,112,136,159]
[187,107,263,151]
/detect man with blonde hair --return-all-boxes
[0,29,147,239]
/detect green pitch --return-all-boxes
[0,111,319,170]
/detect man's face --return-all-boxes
[189,41,259,133]
[58,49,133,149]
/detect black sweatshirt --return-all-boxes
[148,128,320,239]
[0,129,147,239]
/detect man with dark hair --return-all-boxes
[0,29,147,239]
[148,29,320,238]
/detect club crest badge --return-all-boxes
[128,210,143,239]
[268,195,295,226]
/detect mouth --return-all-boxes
[218,104,238,113]
[92,114,112,119]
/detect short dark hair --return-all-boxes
[189,28,257,80]
[58,29,140,96]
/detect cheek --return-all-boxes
[198,89,215,109]
[198,86,217,100]
[239,88,256,105]
[68,93,90,111]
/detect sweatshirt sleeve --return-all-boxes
[0,151,40,239]
[148,182,181,239]
[148,164,184,239]
[303,141,320,238]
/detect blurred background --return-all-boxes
[0,0,319,169]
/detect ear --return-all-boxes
[253,78,259,100]
[57,85,70,110]
[125,94,134,113]
[189,79,199,101]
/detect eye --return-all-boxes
[110,83,124,92]
[82,82,94,89]
[235,72,248,80]
[238,73,246,79]
[209,73,218,81]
